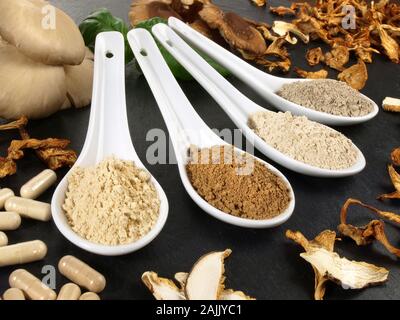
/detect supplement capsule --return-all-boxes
[57,283,81,300]
[58,255,106,293]
[20,169,57,200]
[0,188,14,209]
[9,269,56,300]
[3,288,25,300]
[0,240,47,267]
[5,197,51,222]
[0,231,8,247]
[0,212,21,231]
[79,292,100,300]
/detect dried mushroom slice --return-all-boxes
[378,165,400,200]
[382,97,400,113]
[250,0,266,7]
[338,198,400,257]
[199,4,267,56]
[129,0,181,26]
[142,271,186,300]
[300,248,389,291]
[270,6,296,17]
[337,59,368,90]
[391,148,400,166]
[377,24,399,63]
[220,289,255,300]
[294,67,328,79]
[324,45,349,71]
[185,249,231,300]
[306,47,324,66]
[287,228,388,299]
[272,21,309,45]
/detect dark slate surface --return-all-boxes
[0,0,399,300]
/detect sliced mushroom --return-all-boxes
[174,272,188,289]
[199,3,267,56]
[294,67,328,79]
[377,24,399,63]
[0,43,66,119]
[272,21,309,45]
[185,249,231,300]
[270,6,296,17]
[337,59,368,90]
[0,0,85,65]
[220,289,255,300]
[382,97,400,112]
[306,47,324,66]
[64,48,94,108]
[129,0,181,26]
[142,271,186,300]
[324,45,349,71]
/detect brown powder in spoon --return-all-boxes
[186,145,291,220]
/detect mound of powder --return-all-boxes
[186,145,291,220]
[276,79,374,117]
[63,157,160,245]
[248,111,358,170]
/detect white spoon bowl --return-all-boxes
[168,17,379,127]
[128,28,295,228]
[151,23,366,178]
[51,32,169,256]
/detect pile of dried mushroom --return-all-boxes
[130,0,400,90]
[288,147,400,300]
[0,117,77,178]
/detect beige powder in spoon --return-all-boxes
[248,111,358,170]
[63,157,160,245]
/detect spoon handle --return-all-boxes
[152,23,264,122]
[168,17,288,93]
[79,32,135,166]
[128,29,221,162]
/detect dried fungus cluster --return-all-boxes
[130,0,400,90]
[142,249,254,300]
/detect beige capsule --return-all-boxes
[3,288,25,300]
[79,292,100,300]
[5,197,51,222]
[9,269,56,300]
[0,188,14,209]
[20,169,57,200]
[0,231,8,247]
[0,211,21,231]
[58,255,106,293]
[57,283,81,300]
[0,240,47,267]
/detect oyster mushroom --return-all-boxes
[64,48,94,108]
[0,43,66,119]
[185,249,231,300]
[0,0,85,66]
[129,0,181,26]
[199,3,267,56]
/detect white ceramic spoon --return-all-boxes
[168,17,379,126]
[152,23,366,178]
[51,32,169,256]
[128,28,295,228]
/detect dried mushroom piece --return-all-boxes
[0,157,17,178]
[287,229,388,300]
[378,165,400,200]
[185,249,231,300]
[199,3,267,57]
[272,21,309,45]
[129,0,181,26]
[220,289,254,300]
[306,47,324,66]
[294,67,328,79]
[377,24,399,63]
[338,198,400,257]
[337,59,368,90]
[270,6,296,17]
[250,0,266,7]
[324,45,349,71]
[382,97,400,112]
[391,148,400,166]
[142,271,186,300]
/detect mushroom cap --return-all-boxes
[129,0,181,26]
[64,47,94,109]
[0,0,85,65]
[0,43,67,119]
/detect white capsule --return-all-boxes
[9,269,56,300]
[79,292,100,300]
[0,240,47,267]
[20,169,57,200]
[5,197,51,222]
[3,288,25,300]
[0,231,8,246]
[0,212,21,231]
[0,188,14,209]
[57,283,81,300]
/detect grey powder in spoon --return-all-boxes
[276,79,374,117]
[248,111,358,170]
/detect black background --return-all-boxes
[0,0,400,300]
